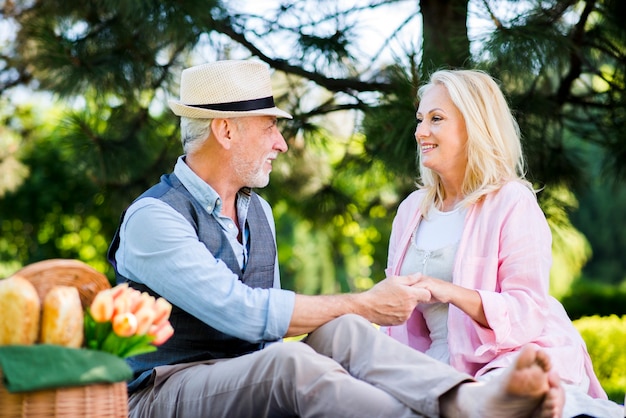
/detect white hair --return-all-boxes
[180,117,212,154]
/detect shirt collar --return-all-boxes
[173,156,251,217]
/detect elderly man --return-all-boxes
[108,59,560,417]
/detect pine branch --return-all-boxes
[207,16,394,95]
[555,0,595,104]
[481,0,503,29]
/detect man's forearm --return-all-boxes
[286,293,364,337]
[285,275,430,337]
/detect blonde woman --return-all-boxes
[382,69,623,417]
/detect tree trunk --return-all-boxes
[420,0,470,74]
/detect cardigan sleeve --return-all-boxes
[385,190,424,277]
[382,191,433,351]
[451,183,552,358]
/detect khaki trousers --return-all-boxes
[128,314,472,417]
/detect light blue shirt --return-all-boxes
[114,156,295,343]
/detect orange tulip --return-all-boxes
[132,292,156,314]
[90,289,114,322]
[152,297,173,325]
[110,283,129,298]
[112,312,138,337]
[148,320,174,346]
[134,306,157,335]
[112,287,136,316]
[86,286,175,358]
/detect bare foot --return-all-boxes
[440,345,553,418]
[533,371,564,418]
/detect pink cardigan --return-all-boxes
[382,181,606,398]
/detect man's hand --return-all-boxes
[287,274,431,337]
[356,275,431,326]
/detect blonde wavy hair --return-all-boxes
[416,69,533,215]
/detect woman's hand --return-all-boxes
[358,275,432,326]
[410,273,490,328]
[409,273,453,304]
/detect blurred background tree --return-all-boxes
[1,0,625,316]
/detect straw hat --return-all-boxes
[168,60,292,119]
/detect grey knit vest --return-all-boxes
[107,173,276,393]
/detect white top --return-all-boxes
[399,205,466,364]
[414,205,467,250]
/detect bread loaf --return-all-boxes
[0,275,41,345]
[40,285,84,348]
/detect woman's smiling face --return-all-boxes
[415,84,468,183]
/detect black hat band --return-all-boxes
[187,96,275,112]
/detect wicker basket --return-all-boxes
[13,258,112,310]
[0,259,129,418]
[0,373,128,418]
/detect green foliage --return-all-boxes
[573,315,626,403]
[13,0,219,98]
[0,104,29,199]
[361,62,421,181]
[539,185,592,298]
[264,129,401,294]
[570,140,626,285]
[561,279,626,320]
[0,0,625,300]
[0,98,119,279]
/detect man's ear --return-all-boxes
[211,118,234,150]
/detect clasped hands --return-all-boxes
[362,273,446,326]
